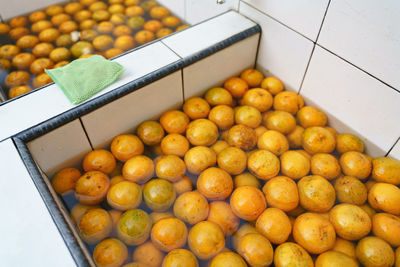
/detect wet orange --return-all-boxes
[224,77,249,98]
[75,171,110,205]
[230,185,266,221]
[151,217,188,252]
[111,134,144,162]
[160,110,189,134]
[262,176,299,212]
[197,167,233,201]
[188,221,225,260]
[122,155,154,184]
[207,201,239,236]
[52,167,82,195]
[83,149,116,174]
[173,191,209,225]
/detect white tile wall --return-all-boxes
[162,11,256,58]
[81,71,183,149]
[239,2,314,92]
[241,0,329,41]
[0,0,61,20]
[185,0,239,25]
[301,46,400,157]
[27,119,92,177]
[0,42,180,142]
[318,0,400,90]
[0,138,75,267]
[388,140,400,161]
[183,33,259,99]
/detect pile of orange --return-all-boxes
[52,68,400,267]
[0,0,187,99]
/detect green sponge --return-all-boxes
[45,55,124,104]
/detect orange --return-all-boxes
[274,242,313,267]
[286,125,304,148]
[75,171,110,205]
[232,223,259,251]
[329,203,371,240]
[258,130,289,156]
[32,42,54,57]
[162,249,198,267]
[78,208,112,244]
[208,105,235,130]
[155,155,186,182]
[114,35,136,51]
[16,35,39,49]
[107,181,142,210]
[207,201,239,236]
[172,176,193,195]
[124,0,140,6]
[137,120,165,145]
[186,119,219,146]
[0,23,10,34]
[70,203,100,224]
[132,241,164,267]
[8,85,32,99]
[372,157,400,185]
[59,21,78,34]
[111,134,144,162]
[90,1,108,11]
[156,28,173,38]
[82,149,116,174]
[234,172,260,188]
[204,87,233,106]
[217,146,247,175]
[74,10,92,23]
[10,16,28,28]
[240,68,264,87]
[264,110,297,134]
[162,16,181,28]
[30,58,54,75]
[230,185,266,220]
[183,97,210,119]
[29,11,46,23]
[117,209,152,246]
[293,212,336,254]
[331,238,356,259]
[298,175,335,212]
[150,6,170,19]
[280,150,310,179]
[45,5,64,16]
[150,211,173,224]
[144,20,163,32]
[334,176,367,205]
[273,91,304,115]
[31,20,52,33]
[134,30,155,44]
[311,153,341,179]
[125,6,145,16]
[297,106,328,128]
[109,4,125,14]
[197,167,233,201]
[262,176,299,212]
[151,217,188,252]
[241,88,273,112]
[110,176,125,186]
[113,25,132,36]
[210,251,247,267]
[93,238,128,267]
[159,110,189,134]
[56,34,73,47]
[0,44,20,59]
[65,2,84,14]
[53,60,70,69]
[234,105,262,128]
[5,71,30,88]
[49,47,71,62]
[39,28,61,43]
[261,76,284,95]
[0,58,11,71]
[372,213,400,247]
[80,19,97,30]
[224,77,248,98]
[339,151,372,179]
[160,133,189,157]
[93,35,114,51]
[51,167,82,195]
[247,149,280,180]
[302,126,336,154]
[336,133,364,154]
[211,140,230,155]
[143,178,176,212]
[315,251,358,267]
[12,53,35,69]
[105,48,123,58]
[256,208,292,244]
[122,155,154,184]
[238,233,273,267]
[81,0,97,6]
[97,21,114,34]
[226,124,257,151]
[9,27,29,40]
[184,146,217,174]
[141,0,158,11]
[33,73,53,88]
[188,221,225,260]
[173,191,209,224]
[368,182,400,215]
[356,236,394,267]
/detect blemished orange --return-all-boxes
[75,171,110,205]
[224,77,249,98]
[274,242,314,267]
[155,155,186,182]
[114,35,136,51]
[78,208,112,244]
[261,76,284,95]
[160,110,189,134]
[137,120,165,146]
[207,201,240,236]
[83,149,116,174]
[297,106,328,128]
[134,30,155,45]
[184,146,217,174]
[208,105,235,130]
[256,208,292,244]
[160,134,189,157]
[122,155,154,184]
[111,134,144,162]
[234,105,262,128]
[226,124,258,151]
[173,191,209,225]
[262,176,299,212]
[52,167,82,195]
[340,151,372,179]
[230,185,266,221]
[186,119,219,146]
[144,20,163,32]
[188,221,225,260]
[162,16,181,28]
[151,217,188,252]
[107,181,142,211]
[149,6,170,19]
[93,238,128,267]
[162,249,198,267]
[273,91,304,115]
[298,175,335,212]
[238,233,274,267]
[8,85,32,99]
[132,241,164,267]
[247,149,280,180]
[217,146,247,175]
[197,167,233,200]
[241,88,273,112]
[183,97,211,120]
[210,251,247,267]
[240,68,264,87]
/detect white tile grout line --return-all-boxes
[386,136,400,157]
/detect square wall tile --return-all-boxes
[388,139,400,161]
[162,11,256,58]
[301,46,400,157]
[242,0,329,41]
[0,42,180,142]
[27,119,92,178]
[318,0,400,90]
[240,2,314,92]
[81,71,183,149]
[156,0,185,20]
[185,0,239,25]
[183,33,259,99]
[1,0,60,20]
[0,139,75,266]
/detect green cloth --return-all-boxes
[45,55,124,105]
